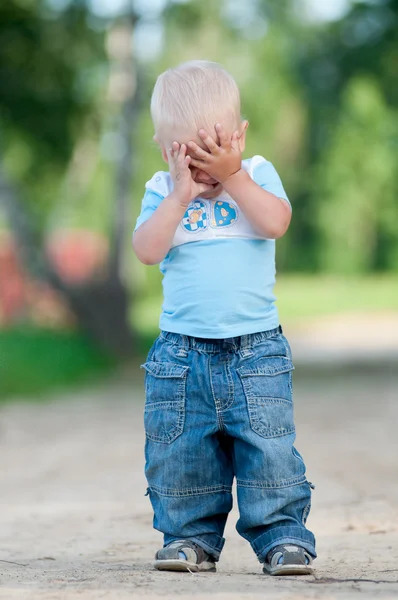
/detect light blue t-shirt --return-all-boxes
[134,155,290,338]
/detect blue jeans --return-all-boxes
[142,326,316,562]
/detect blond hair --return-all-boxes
[151,60,241,145]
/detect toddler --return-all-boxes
[133,60,316,575]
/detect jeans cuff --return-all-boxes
[252,526,317,562]
[163,533,225,561]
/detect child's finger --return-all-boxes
[178,143,187,163]
[187,141,209,160]
[215,123,229,148]
[198,129,219,153]
[197,182,214,195]
[166,147,174,162]
[189,157,207,170]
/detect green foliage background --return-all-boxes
[2,0,398,273]
[1,0,398,399]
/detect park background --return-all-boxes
[1,0,398,399]
[2,3,398,598]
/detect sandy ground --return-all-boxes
[1,362,398,600]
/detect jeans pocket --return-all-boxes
[237,356,295,438]
[142,361,188,444]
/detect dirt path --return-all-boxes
[1,366,398,600]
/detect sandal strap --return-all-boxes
[268,544,312,568]
[156,540,204,563]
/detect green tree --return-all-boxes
[314,76,398,273]
[295,0,398,272]
[0,1,139,356]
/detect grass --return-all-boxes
[0,328,114,402]
[2,275,397,401]
[275,274,398,321]
[132,274,398,337]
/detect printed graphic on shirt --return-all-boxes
[210,201,238,228]
[181,201,208,233]
[181,199,239,234]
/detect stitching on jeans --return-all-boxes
[236,474,307,489]
[150,484,232,497]
[246,396,293,405]
[240,376,295,438]
[144,367,187,444]
[237,357,294,377]
[302,499,311,524]
[279,335,294,396]
[146,335,160,363]
[159,333,179,348]
[160,328,282,354]
[221,358,235,411]
[208,355,225,431]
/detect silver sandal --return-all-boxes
[154,540,216,572]
[263,544,314,576]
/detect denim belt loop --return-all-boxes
[239,334,254,359]
[175,334,189,358]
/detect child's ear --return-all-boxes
[161,147,168,163]
[238,120,249,152]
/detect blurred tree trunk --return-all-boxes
[0,164,134,358]
[0,17,141,359]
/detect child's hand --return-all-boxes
[187,124,242,184]
[167,142,214,207]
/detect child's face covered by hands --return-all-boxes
[187,122,248,188]
[173,129,226,200]
[188,163,222,200]
[161,122,247,201]
[166,142,216,206]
